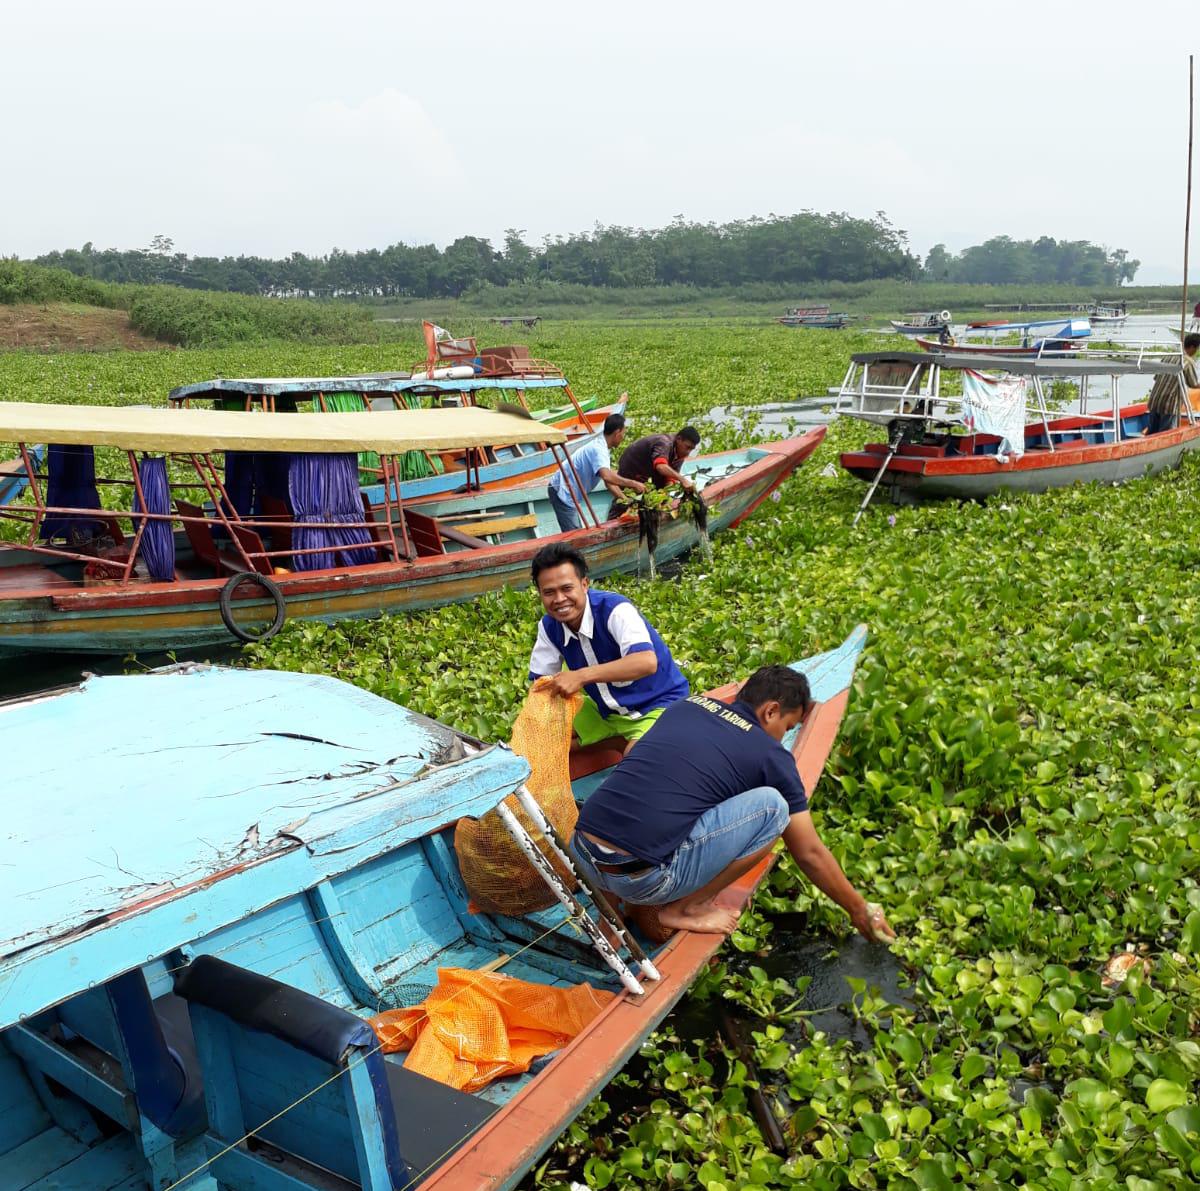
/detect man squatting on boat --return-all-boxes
[570,663,896,940]
[527,542,893,941]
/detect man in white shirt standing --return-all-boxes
[547,414,646,533]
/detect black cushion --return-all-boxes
[175,954,374,1065]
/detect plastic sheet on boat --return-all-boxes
[454,682,581,915]
[369,967,613,1092]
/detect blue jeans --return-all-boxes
[548,484,581,532]
[572,787,790,906]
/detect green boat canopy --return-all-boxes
[0,402,566,454]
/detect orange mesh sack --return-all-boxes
[370,967,614,1092]
[454,682,582,915]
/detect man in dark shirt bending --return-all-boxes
[615,426,700,496]
[571,665,894,941]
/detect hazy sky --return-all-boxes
[3,1,1196,281]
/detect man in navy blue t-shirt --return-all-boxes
[572,666,894,941]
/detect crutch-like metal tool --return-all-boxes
[496,800,645,996]
[512,785,660,982]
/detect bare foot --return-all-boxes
[657,898,741,936]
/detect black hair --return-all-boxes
[738,665,812,714]
[603,413,626,436]
[531,542,589,584]
[677,426,701,446]
[1185,333,1200,353]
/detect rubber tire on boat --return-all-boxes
[219,571,286,644]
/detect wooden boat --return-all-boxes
[169,373,605,426]
[0,627,866,1191]
[889,310,951,336]
[777,305,852,330]
[917,316,1091,357]
[0,403,824,655]
[0,444,43,506]
[168,374,621,501]
[835,350,1200,504]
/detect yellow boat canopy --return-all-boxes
[0,403,567,454]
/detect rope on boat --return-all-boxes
[161,912,588,1191]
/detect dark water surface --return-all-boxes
[0,643,243,702]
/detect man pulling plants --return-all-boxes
[547,412,646,533]
[528,543,688,751]
[571,665,896,943]
[610,425,700,515]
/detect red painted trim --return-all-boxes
[842,419,1200,481]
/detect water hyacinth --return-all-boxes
[6,320,1200,1190]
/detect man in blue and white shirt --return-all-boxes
[528,543,688,750]
[547,413,646,533]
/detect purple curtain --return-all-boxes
[288,453,373,571]
[134,456,176,581]
[41,444,104,543]
[223,451,255,517]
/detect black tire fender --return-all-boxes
[219,571,286,644]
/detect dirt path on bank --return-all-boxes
[0,304,165,351]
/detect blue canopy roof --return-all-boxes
[0,666,529,1026]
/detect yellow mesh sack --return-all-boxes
[454,681,582,915]
[369,967,614,1092]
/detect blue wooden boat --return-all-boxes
[0,626,867,1190]
[167,375,620,502]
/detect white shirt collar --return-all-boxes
[561,596,594,644]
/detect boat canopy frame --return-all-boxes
[835,351,1196,453]
[0,404,599,585]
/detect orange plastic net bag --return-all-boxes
[369,967,614,1092]
[454,682,582,915]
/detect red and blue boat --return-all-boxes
[0,627,866,1190]
[835,350,1200,505]
[0,403,824,656]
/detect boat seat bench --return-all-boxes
[4,969,206,1189]
[0,1036,173,1191]
[176,954,496,1190]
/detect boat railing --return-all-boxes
[0,446,415,584]
[836,358,1196,451]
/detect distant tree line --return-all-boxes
[923,236,1138,287]
[30,217,1138,299]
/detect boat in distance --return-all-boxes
[914,315,1092,357]
[889,310,951,335]
[0,402,825,655]
[834,350,1200,504]
[0,625,866,1190]
[777,304,852,330]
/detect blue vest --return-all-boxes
[540,589,688,719]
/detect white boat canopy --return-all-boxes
[0,402,566,454]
